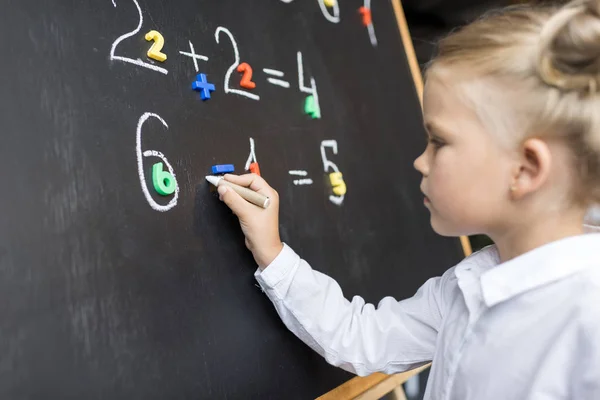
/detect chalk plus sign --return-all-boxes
[192,73,216,101]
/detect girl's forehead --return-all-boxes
[425,66,522,109]
[423,70,521,149]
[423,73,472,118]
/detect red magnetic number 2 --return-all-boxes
[237,62,256,90]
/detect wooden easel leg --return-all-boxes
[391,386,408,400]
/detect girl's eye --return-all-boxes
[428,137,445,150]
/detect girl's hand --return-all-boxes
[217,174,283,270]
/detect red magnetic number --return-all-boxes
[249,162,261,176]
[359,7,372,26]
[237,62,256,90]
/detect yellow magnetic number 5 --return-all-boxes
[329,172,347,196]
[145,30,167,62]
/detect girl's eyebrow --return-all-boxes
[424,121,447,138]
[425,120,453,139]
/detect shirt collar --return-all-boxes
[480,234,600,307]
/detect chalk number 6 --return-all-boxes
[136,112,179,212]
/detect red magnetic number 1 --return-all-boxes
[237,62,256,90]
[359,7,372,26]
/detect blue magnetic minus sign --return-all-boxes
[212,165,235,174]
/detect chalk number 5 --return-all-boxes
[321,140,345,206]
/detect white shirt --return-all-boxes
[255,234,600,400]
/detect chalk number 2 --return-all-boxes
[215,27,260,101]
[109,0,168,74]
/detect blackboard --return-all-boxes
[0,0,464,398]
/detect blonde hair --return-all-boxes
[427,0,600,206]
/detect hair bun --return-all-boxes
[537,0,600,95]
[583,0,600,17]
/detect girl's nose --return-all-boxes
[414,151,429,176]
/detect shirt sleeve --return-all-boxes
[254,243,453,376]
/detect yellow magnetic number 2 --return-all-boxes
[145,30,167,62]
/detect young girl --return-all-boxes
[217,0,600,398]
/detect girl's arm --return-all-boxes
[216,173,450,376]
[254,244,450,376]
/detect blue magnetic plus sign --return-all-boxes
[192,73,216,101]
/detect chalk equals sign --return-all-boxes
[263,68,290,88]
[289,170,313,185]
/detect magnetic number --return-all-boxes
[109,0,168,74]
[215,27,260,101]
[359,6,372,26]
[136,112,179,212]
[152,162,176,195]
[329,172,347,196]
[145,30,167,62]
[237,63,256,90]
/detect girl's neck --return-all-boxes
[490,209,587,263]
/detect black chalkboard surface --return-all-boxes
[0,0,464,398]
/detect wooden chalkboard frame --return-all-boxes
[317,1,473,399]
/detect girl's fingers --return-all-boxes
[223,174,276,197]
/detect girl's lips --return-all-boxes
[420,187,430,204]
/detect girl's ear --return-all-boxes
[510,138,552,200]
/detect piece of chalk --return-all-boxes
[212,164,235,174]
[206,175,270,209]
